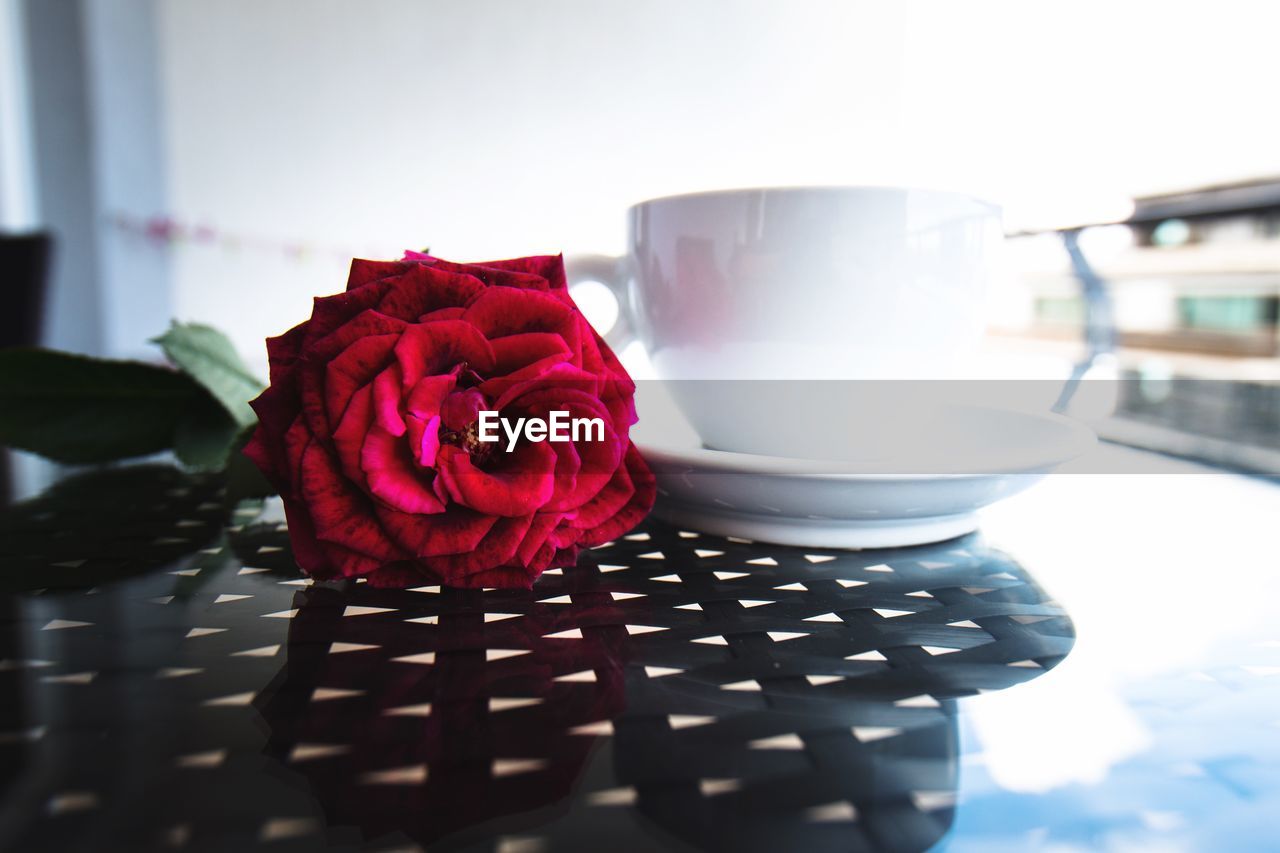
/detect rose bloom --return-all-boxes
[244,253,654,588]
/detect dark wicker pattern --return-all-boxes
[0,466,1073,852]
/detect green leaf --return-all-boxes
[173,403,242,471]
[151,322,264,427]
[0,349,212,464]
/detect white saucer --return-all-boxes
[635,406,1095,549]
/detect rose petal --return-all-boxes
[429,258,550,292]
[347,258,410,291]
[360,425,446,514]
[307,283,394,344]
[478,333,575,400]
[440,388,486,433]
[573,443,656,546]
[423,513,538,587]
[489,332,573,375]
[282,495,389,581]
[506,389,620,509]
[297,434,406,562]
[376,503,498,558]
[301,311,406,440]
[405,374,457,419]
[265,322,308,383]
[319,537,386,578]
[281,415,312,489]
[331,384,376,484]
[532,542,580,573]
[441,563,539,589]
[307,309,407,363]
[435,441,557,516]
[365,561,435,588]
[394,320,495,385]
[403,374,455,469]
[373,264,485,320]
[322,333,400,428]
[372,362,406,437]
[245,373,303,487]
[566,447,636,530]
[278,497,338,578]
[461,286,574,339]
[471,254,569,291]
[515,511,563,567]
[542,437,582,512]
[488,360,598,409]
[418,307,466,322]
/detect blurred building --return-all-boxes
[994,179,1280,474]
[1004,178,1280,365]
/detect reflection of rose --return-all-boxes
[244,254,654,589]
[255,586,629,847]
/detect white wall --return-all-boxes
[83,0,172,360]
[21,0,104,355]
[147,0,1280,372]
[896,1,1280,229]
[156,0,909,370]
[0,0,36,229]
[11,0,170,359]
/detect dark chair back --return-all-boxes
[0,232,50,348]
[1,232,51,503]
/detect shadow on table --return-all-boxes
[252,522,1075,852]
[0,464,229,594]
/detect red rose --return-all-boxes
[243,254,655,589]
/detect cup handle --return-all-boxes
[565,254,634,351]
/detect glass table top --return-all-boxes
[0,446,1277,851]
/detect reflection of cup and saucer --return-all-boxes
[569,186,1095,548]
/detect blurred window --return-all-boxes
[1177,295,1279,334]
[1150,219,1192,247]
[1034,296,1085,326]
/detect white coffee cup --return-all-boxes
[569,186,1003,456]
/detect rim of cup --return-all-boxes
[627,184,1002,214]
